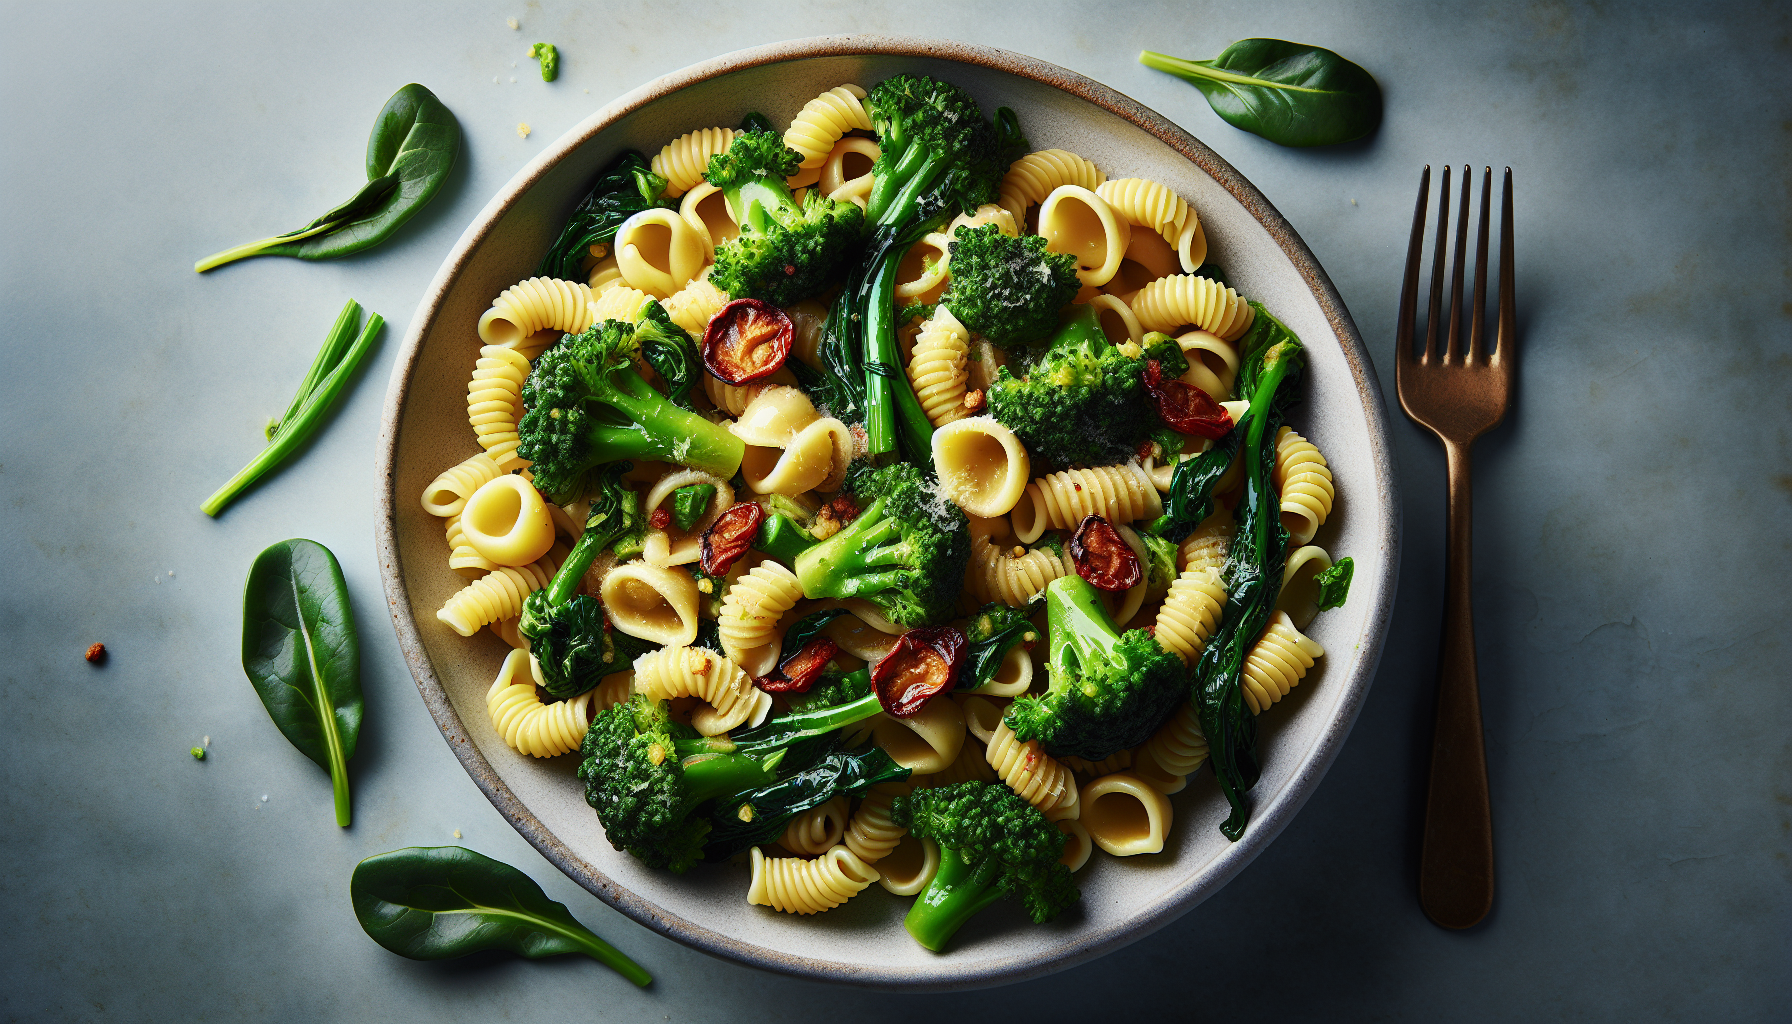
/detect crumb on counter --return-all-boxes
[453,829,462,839]
[191,747,206,761]
[517,122,531,139]
[85,642,106,664]
[507,17,519,29]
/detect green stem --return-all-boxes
[715,686,881,758]
[271,300,361,438]
[754,513,817,566]
[904,848,1003,951]
[193,218,346,273]
[202,310,383,516]
[1138,50,1331,95]
[679,749,784,802]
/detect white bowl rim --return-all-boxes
[375,33,1401,991]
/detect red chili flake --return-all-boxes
[648,507,671,531]
[757,637,840,693]
[700,502,764,576]
[827,494,860,524]
[872,627,966,717]
[1069,514,1142,591]
[85,642,107,664]
[703,298,793,385]
[1144,359,1233,439]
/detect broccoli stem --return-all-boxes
[903,847,1005,951]
[1045,575,1122,683]
[587,367,745,478]
[544,527,606,607]
[755,513,817,566]
[793,498,913,599]
[863,226,947,461]
[689,687,881,759]
[678,749,783,802]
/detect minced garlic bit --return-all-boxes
[517,122,532,139]
[507,17,519,29]
[453,828,462,839]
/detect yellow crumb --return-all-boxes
[452,828,462,839]
[517,122,532,139]
[506,17,519,29]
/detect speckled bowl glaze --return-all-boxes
[377,35,1399,990]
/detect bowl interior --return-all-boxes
[379,39,1396,989]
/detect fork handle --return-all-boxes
[1419,438,1494,928]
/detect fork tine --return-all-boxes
[1396,165,1430,370]
[1424,165,1451,363]
[1468,167,1491,361]
[1495,167,1516,372]
[1445,166,1471,362]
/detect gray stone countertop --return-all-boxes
[2,2,1786,1020]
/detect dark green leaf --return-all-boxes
[1315,557,1354,611]
[737,111,775,134]
[241,539,362,827]
[1140,40,1382,147]
[351,846,651,986]
[670,484,716,531]
[536,151,675,281]
[779,609,849,662]
[702,747,909,860]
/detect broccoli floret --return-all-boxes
[792,462,970,627]
[890,781,1078,951]
[986,303,1150,469]
[518,314,745,503]
[785,668,874,715]
[941,225,1080,349]
[703,131,865,307]
[960,603,1041,691]
[1003,574,1185,761]
[1139,531,1180,594]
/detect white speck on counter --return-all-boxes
[202,736,210,748]
[507,17,518,29]
[583,88,589,94]
[452,829,462,839]
[1351,198,1358,206]
[517,122,531,138]
[260,794,268,802]
[510,76,517,83]
[494,77,501,84]
[167,570,174,576]
[511,62,517,68]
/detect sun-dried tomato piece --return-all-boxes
[699,501,764,576]
[703,298,794,385]
[757,636,840,693]
[648,507,671,531]
[1145,359,1233,439]
[1070,514,1142,591]
[872,626,966,717]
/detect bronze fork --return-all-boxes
[1397,165,1515,930]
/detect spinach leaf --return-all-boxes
[637,300,700,409]
[1149,432,1239,538]
[242,539,362,827]
[536,151,675,281]
[1315,557,1354,611]
[351,846,651,986]
[702,746,909,860]
[195,84,460,271]
[737,111,776,134]
[1140,39,1382,147]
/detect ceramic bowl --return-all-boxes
[376,34,1399,990]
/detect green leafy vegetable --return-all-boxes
[195,84,460,271]
[537,152,675,281]
[1139,40,1382,147]
[527,43,559,81]
[737,111,776,134]
[203,300,383,516]
[1315,557,1354,611]
[350,846,651,986]
[242,539,362,827]
[190,747,206,760]
[670,484,716,532]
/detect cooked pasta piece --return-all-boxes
[590,285,651,324]
[820,137,880,207]
[997,149,1106,227]
[932,417,1031,519]
[1055,818,1093,872]
[786,299,829,370]
[1130,274,1255,340]
[740,416,850,496]
[824,611,902,662]
[1095,177,1195,249]
[1086,293,1145,348]
[1107,226,1183,298]
[436,543,565,637]
[677,181,738,254]
[969,644,1034,698]
[747,845,879,915]
[600,561,701,647]
[641,469,733,567]
[1177,218,1208,273]
[448,514,498,576]
[784,84,871,168]
[778,795,850,857]
[947,203,1018,238]
[663,274,728,336]
[458,474,556,567]
[1136,700,1209,790]
[894,232,952,301]
[967,534,1073,608]
[1062,749,1133,779]
[1176,329,1241,401]
[875,835,940,896]
[1277,545,1335,629]
[963,696,1079,821]
[717,561,804,677]
[1179,509,1236,574]
[590,670,635,713]
[1010,461,1163,544]
[477,277,597,346]
[587,254,623,293]
[631,644,771,735]
[1079,772,1174,857]
[906,307,972,428]
[843,784,910,863]
[421,452,504,517]
[651,126,736,197]
[872,697,966,775]
[1242,610,1325,716]
[1274,426,1335,546]
[702,368,799,417]
[1154,567,1226,665]
[485,649,594,758]
[489,614,527,648]
[912,727,998,788]
[614,208,707,298]
[466,346,533,471]
[729,385,819,446]
[1038,185,1131,288]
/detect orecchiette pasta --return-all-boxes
[963,697,1079,821]
[1038,185,1131,288]
[820,137,880,207]
[740,417,851,496]
[1086,293,1145,347]
[485,649,593,758]
[843,784,910,863]
[631,644,771,735]
[437,543,566,637]
[969,644,1034,698]
[894,232,952,301]
[458,474,556,567]
[906,307,972,429]
[466,346,533,471]
[1277,545,1335,630]
[1079,772,1174,857]
[651,126,736,197]
[912,728,998,788]
[1154,567,1227,665]
[747,845,879,915]
[784,84,871,168]
[678,181,738,254]
[587,254,623,293]
[1274,426,1335,546]
[1176,329,1242,401]
[1010,461,1164,544]
[778,795,850,857]
[477,277,597,346]
[702,367,800,418]
[614,208,707,298]
[1137,700,1209,789]
[874,835,940,896]
[997,149,1106,227]
[1130,274,1255,340]
[641,469,732,567]
[1242,610,1325,716]
[421,452,504,517]
[823,611,901,663]
[600,561,701,647]
[968,534,1072,608]
[932,417,1031,519]
[872,698,967,776]
[947,203,1019,238]
[717,561,804,677]
[1055,818,1093,872]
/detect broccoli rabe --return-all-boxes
[986,303,1151,469]
[891,782,1078,951]
[518,306,745,503]
[703,131,865,307]
[960,602,1041,691]
[1003,574,1185,761]
[792,462,970,627]
[941,224,1080,349]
